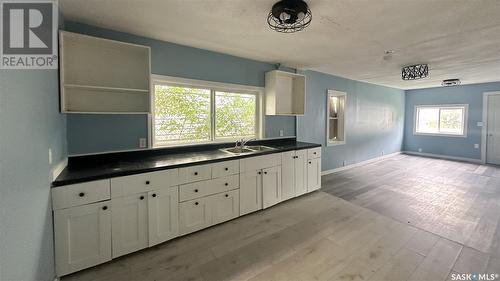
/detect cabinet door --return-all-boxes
[179,198,210,235]
[262,166,282,209]
[307,158,321,192]
[148,187,179,246]
[111,193,148,258]
[210,190,240,225]
[239,170,262,216]
[294,149,308,196]
[281,151,295,201]
[54,201,111,276]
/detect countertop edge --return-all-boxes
[52,142,321,187]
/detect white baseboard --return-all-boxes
[402,151,483,164]
[52,158,68,181]
[321,152,401,176]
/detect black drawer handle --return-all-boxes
[102,206,108,210]
[225,167,229,171]
[152,193,157,197]
[194,189,199,193]
[225,194,229,197]
[258,171,262,175]
[224,183,228,186]
[79,192,85,197]
[194,172,198,175]
[264,171,268,174]
[140,196,144,200]
[195,202,199,205]
[145,181,150,185]
[309,161,312,164]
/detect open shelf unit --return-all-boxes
[59,31,151,113]
[265,70,306,115]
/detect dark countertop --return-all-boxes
[53,139,321,187]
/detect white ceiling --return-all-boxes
[60,0,500,89]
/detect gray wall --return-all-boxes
[297,70,405,171]
[64,21,296,155]
[404,82,500,160]
[0,70,66,281]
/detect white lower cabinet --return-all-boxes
[179,197,211,235]
[239,170,263,215]
[54,201,112,276]
[111,193,149,258]
[307,157,321,192]
[211,189,239,225]
[148,187,179,246]
[281,150,307,200]
[53,147,321,276]
[262,166,282,209]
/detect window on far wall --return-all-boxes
[153,77,260,147]
[414,105,468,137]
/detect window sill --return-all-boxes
[327,141,346,146]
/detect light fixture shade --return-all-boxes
[268,0,312,33]
[401,64,429,80]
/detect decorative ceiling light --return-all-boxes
[442,79,461,87]
[401,64,429,80]
[267,0,312,33]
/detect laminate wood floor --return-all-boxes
[323,154,500,257]
[63,155,500,281]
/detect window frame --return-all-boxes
[413,104,468,138]
[149,74,264,148]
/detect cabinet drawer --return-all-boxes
[178,164,211,184]
[179,175,239,202]
[240,153,281,172]
[307,147,321,159]
[111,169,178,198]
[211,160,239,179]
[52,180,111,210]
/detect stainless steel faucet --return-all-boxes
[235,138,256,149]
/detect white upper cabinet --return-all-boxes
[59,31,151,113]
[265,70,306,115]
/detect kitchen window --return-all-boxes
[152,76,262,147]
[414,105,468,137]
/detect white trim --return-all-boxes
[321,152,401,176]
[51,158,68,181]
[413,104,469,138]
[403,151,483,164]
[150,74,265,148]
[481,91,500,164]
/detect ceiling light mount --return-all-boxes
[442,79,461,87]
[401,64,429,80]
[268,0,312,33]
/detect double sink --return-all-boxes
[220,145,276,155]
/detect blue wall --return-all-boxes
[297,70,405,171]
[404,82,500,160]
[0,70,66,281]
[63,21,296,155]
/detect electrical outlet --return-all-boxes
[418,148,422,152]
[474,144,479,149]
[279,129,284,137]
[139,138,147,148]
[477,121,484,127]
[48,148,53,164]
